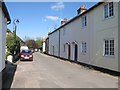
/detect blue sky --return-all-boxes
[6,2,97,40]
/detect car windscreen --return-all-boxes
[21,50,31,54]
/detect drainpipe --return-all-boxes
[58,30,60,57]
[118,2,120,73]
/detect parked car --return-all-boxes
[38,49,41,52]
[31,49,34,53]
[34,49,38,52]
[29,48,34,53]
[20,50,33,61]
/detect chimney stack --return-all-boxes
[77,5,87,15]
[61,18,67,25]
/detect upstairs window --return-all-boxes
[82,16,87,27]
[104,2,114,19]
[104,39,114,56]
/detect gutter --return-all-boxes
[0,2,11,24]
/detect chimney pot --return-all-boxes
[77,5,87,15]
[61,18,68,25]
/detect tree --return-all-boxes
[6,35,14,54]
[35,37,43,49]
[6,28,23,55]
[25,39,38,49]
[7,28,11,33]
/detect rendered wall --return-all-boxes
[0,8,7,72]
[60,2,118,71]
[48,30,59,57]
[118,2,120,72]
[90,2,118,71]
[49,2,118,72]
[60,16,90,64]
[42,42,45,52]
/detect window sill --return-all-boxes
[81,53,87,55]
[103,55,115,58]
[103,15,115,21]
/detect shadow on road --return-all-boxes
[20,60,33,62]
[2,61,17,89]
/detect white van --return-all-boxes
[20,46,29,52]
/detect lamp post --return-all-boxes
[13,19,19,62]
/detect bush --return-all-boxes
[5,52,9,60]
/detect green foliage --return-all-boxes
[5,51,10,60]
[25,39,38,49]
[24,37,43,49]
[6,28,22,55]
[6,35,14,55]
[7,28,11,33]
[35,37,43,49]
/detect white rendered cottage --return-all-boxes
[48,2,120,72]
[0,1,11,72]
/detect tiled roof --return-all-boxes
[48,2,103,35]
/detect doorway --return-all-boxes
[53,46,54,55]
[74,44,78,62]
[68,45,70,60]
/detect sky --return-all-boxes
[5,2,97,40]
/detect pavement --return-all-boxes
[2,61,17,89]
[3,52,118,88]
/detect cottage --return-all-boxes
[42,36,49,53]
[48,1,120,72]
[0,1,11,72]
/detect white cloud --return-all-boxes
[51,2,64,11]
[46,16,63,21]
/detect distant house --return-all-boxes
[0,1,11,72]
[42,36,49,53]
[48,1,120,72]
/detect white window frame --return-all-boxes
[104,39,114,56]
[104,2,114,19]
[82,16,87,28]
[81,42,87,54]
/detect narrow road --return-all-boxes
[11,52,118,88]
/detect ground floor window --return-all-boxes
[104,39,114,56]
[63,44,65,52]
[81,42,87,54]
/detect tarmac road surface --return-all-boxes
[10,52,118,88]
